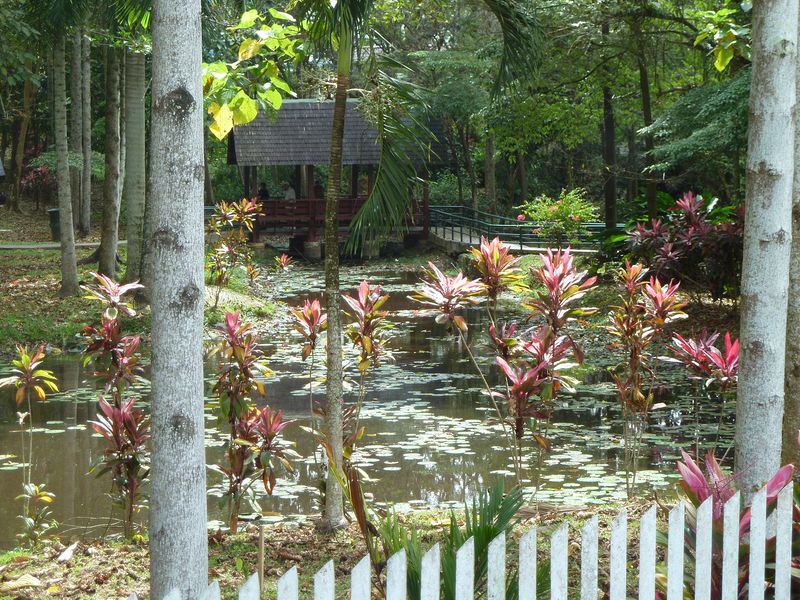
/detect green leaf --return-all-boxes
[229,90,259,125]
[260,88,283,110]
[714,45,735,72]
[270,77,291,94]
[268,8,295,21]
[238,38,263,61]
[231,9,260,30]
[209,103,234,140]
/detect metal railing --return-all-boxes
[429,204,618,251]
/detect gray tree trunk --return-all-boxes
[124,51,146,282]
[54,32,79,296]
[80,34,92,237]
[70,28,83,230]
[99,47,121,276]
[484,133,496,213]
[736,0,798,495]
[783,9,800,467]
[148,0,208,597]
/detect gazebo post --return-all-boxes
[350,164,359,198]
[243,166,250,200]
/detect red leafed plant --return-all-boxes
[81,273,148,536]
[90,397,150,534]
[656,449,797,598]
[525,247,597,337]
[275,253,293,272]
[290,299,328,361]
[209,311,296,532]
[413,262,485,333]
[665,330,739,392]
[343,280,391,371]
[469,236,523,305]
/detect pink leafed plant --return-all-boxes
[469,236,523,302]
[290,299,328,361]
[343,280,391,370]
[413,262,485,333]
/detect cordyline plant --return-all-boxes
[414,245,594,485]
[81,273,149,537]
[209,311,296,532]
[275,253,293,272]
[469,236,523,314]
[664,329,739,392]
[206,199,263,308]
[628,191,743,301]
[607,262,686,495]
[0,345,59,543]
[655,449,797,599]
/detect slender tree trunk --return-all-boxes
[124,51,146,282]
[12,68,34,212]
[484,133,496,213]
[602,21,617,229]
[70,28,83,229]
[458,124,477,209]
[634,22,657,219]
[80,34,92,237]
[322,26,351,530]
[99,47,121,276]
[118,57,127,205]
[517,150,528,202]
[736,0,798,495]
[54,32,79,296]
[783,9,800,467]
[148,0,208,597]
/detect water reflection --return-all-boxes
[0,264,734,548]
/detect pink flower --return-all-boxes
[517,214,526,221]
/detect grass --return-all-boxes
[0,497,669,599]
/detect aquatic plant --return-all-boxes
[607,262,687,495]
[0,345,59,543]
[206,199,263,307]
[343,280,391,371]
[81,273,148,536]
[90,397,150,535]
[525,247,597,337]
[469,236,523,305]
[413,261,485,333]
[666,330,739,392]
[209,311,295,532]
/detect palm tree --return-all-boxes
[148,0,208,596]
[293,0,540,529]
[98,44,122,276]
[123,48,146,282]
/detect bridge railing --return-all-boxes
[429,204,618,250]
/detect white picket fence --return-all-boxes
[130,484,796,600]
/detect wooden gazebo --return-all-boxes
[227,99,431,247]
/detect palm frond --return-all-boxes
[346,56,434,252]
[291,0,371,46]
[482,0,542,93]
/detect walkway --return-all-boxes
[430,227,598,255]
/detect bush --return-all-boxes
[517,187,598,244]
[428,170,466,205]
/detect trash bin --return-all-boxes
[47,208,60,241]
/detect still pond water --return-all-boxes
[0,263,734,547]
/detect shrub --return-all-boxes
[517,188,598,245]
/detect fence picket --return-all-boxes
[488,531,506,600]
[203,581,221,600]
[721,492,740,600]
[162,590,180,600]
[580,516,598,600]
[420,543,441,600]
[775,484,793,600]
[387,550,407,600]
[518,527,537,600]
[277,566,298,600]
[695,496,713,600]
[238,573,260,600]
[748,487,767,600]
[638,506,656,600]
[550,523,569,600]
[667,502,685,600]
[314,560,335,600]
[456,537,475,600]
[351,555,371,600]
[609,510,628,600]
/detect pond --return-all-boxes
[0,262,735,548]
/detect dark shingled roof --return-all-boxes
[229,99,381,167]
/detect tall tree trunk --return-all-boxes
[484,133,496,213]
[99,47,121,276]
[12,67,34,212]
[736,0,798,496]
[458,124,477,209]
[54,32,79,296]
[118,56,127,204]
[783,9,800,467]
[517,150,528,202]
[80,34,92,237]
[124,51,146,282]
[148,0,208,597]
[602,21,617,229]
[321,26,351,531]
[634,23,657,219]
[70,29,83,229]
